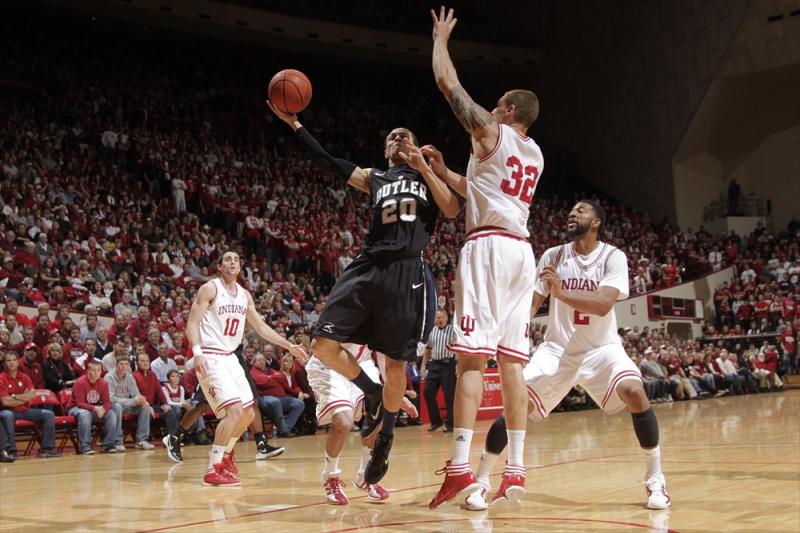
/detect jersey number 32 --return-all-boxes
[501,155,538,205]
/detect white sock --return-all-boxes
[506,430,525,468]
[475,449,500,487]
[358,445,371,474]
[324,451,340,475]
[208,444,225,470]
[451,428,474,466]
[225,437,239,454]
[643,445,661,479]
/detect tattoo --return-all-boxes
[447,85,494,131]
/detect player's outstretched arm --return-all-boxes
[420,144,466,198]
[400,140,460,218]
[431,6,497,153]
[244,291,309,362]
[267,101,371,194]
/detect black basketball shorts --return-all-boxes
[312,254,436,362]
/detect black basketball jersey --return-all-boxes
[363,164,439,256]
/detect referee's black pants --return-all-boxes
[424,360,456,427]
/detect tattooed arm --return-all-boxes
[431,6,498,154]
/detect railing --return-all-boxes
[703,195,768,222]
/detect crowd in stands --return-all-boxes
[0,9,796,458]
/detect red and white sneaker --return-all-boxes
[645,472,671,509]
[203,463,241,487]
[428,461,480,509]
[323,473,349,505]
[491,464,526,505]
[222,450,238,475]
[354,471,389,503]
[463,480,490,511]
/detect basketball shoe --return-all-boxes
[428,461,480,509]
[203,463,241,487]
[491,464,526,505]
[256,441,285,460]
[323,472,349,505]
[354,471,390,503]
[463,481,490,511]
[360,386,384,441]
[364,432,393,484]
[162,434,183,463]
[221,450,238,475]
[645,472,671,509]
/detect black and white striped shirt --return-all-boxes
[427,323,455,361]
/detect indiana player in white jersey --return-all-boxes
[426,6,542,509]
[186,250,307,487]
[307,343,419,505]
[464,200,670,511]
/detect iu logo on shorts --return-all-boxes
[460,315,476,336]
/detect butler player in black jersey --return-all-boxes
[269,101,459,485]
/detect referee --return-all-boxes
[422,310,457,433]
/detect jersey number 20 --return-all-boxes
[381,198,417,223]
[501,155,538,205]
[223,317,240,337]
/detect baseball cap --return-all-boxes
[644,347,654,355]
[24,342,38,350]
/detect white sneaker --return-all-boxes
[353,471,389,503]
[114,444,127,453]
[645,472,671,509]
[136,440,155,450]
[463,481,490,511]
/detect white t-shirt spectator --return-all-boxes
[708,250,723,272]
[740,268,757,284]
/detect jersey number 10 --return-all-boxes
[223,317,240,337]
[501,155,538,205]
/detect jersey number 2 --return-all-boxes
[501,155,538,205]
[573,311,590,325]
[223,318,240,337]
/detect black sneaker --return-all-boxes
[256,442,285,460]
[427,423,443,432]
[162,434,183,463]
[360,386,384,440]
[364,432,393,484]
[37,449,61,458]
[0,449,14,463]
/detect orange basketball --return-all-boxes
[268,69,312,114]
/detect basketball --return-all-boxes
[268,69,312,114]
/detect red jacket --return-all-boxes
[18,357,45,389]
[763,349,779,373]
[250,367,292,397]
[133,369,168,405]
[71,374,112,411]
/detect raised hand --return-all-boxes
[420,144,448,178]
[398,139,431,172]
[266,100,299,127]
[431,5,457,42]
[540,266,562,298]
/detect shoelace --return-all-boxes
[327,476,344,494]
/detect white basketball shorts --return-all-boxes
[451,232,535,362]
[197,353,254,418]
[524,341,642,421]
[307,354,380,425]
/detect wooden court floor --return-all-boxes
[1,390,798,533]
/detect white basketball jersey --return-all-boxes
[465,123,544,238]
[199,278,249,355]
[535,242,629,354]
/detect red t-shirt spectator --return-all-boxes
[19,356,45,390]
[782,296,797,320]
[781,330,796,356]
[71,373,112,411]
[763,348,779,373]
[0,371,34,412]
[754,299,770,320]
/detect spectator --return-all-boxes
[132,352,176,437]
[43,342,76,393]
[0,351,61,458]
[162,369,191,431]
[79,314,99,343]
[714,350,744,395]
[279,353,316,435]
[95,326,113,359]
[19,343,45,389]
[250,353,304,438]
[151,343,178,384]
[639,348,672,402]
[69,360,122,454]
[105,356,154,450]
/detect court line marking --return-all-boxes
[135,453,630,533]
[328,516,679,533]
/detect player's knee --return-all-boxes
[618,380,648,409]
[331,412,353,433]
